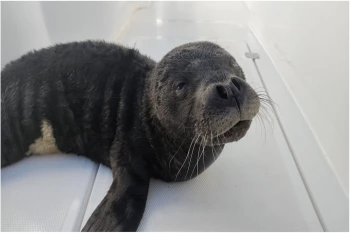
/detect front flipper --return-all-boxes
[82,167,150,232]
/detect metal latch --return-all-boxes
[245,52,260,59]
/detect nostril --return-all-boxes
[232,78,241,91]
[216,85,228,99]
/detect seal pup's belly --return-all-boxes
[26,120,62,155]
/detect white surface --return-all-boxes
[245,1,349,192]
[80,40,323,231]
[1,1,348,232]
[79,3,324,228]
[1,1,51,68]
[80,164,113,230]
[247,38,349,231]
[39,1,144,44]
[1,155,98,231]
[1,1,143,68]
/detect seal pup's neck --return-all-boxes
[141,69,186,180]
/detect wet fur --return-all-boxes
[1,41,259,231]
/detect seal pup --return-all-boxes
[1,41,260,231]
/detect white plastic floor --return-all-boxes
[2,2,325,231]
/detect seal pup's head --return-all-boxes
[149,41,260,146]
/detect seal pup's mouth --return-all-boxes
[192,74,260,146]
[219,120,249,136]
[208,120,252,146]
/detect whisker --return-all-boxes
[184,134,201,180]
[202,134,206,171]
[196,135,205,178]
[190,133,207,179]
[255,114,262,138]
[257,112,267,141]
[258,104,274,132]
[196,134,206,177]
[175,136,196,181]
[168,134,190,170]
[210,129,222,162]
[219,134,227,148]
[210,129,217,161]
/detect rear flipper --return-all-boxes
[82,166,150,232]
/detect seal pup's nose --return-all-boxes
[231,76,242,94]
[213,76,247,108]
[215,85,231,100]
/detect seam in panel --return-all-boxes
[245,43,326,231]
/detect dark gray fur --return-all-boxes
[1,41,260,231]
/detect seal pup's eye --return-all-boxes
[175,81,188,97]
[176,82,187,91]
